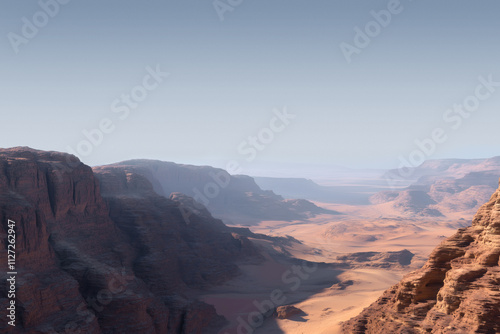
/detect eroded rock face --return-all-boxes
[93,165,260,290]
[274,305,304,319]
[343,179,500,334]
[337,249,414,268]
[373,170,499,218]
[0,147,259,333]
[98,159,333,224]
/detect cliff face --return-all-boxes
[343,179,500,334]
[377,162,500,218]
[99,159,333,225]
[0,147,258,333]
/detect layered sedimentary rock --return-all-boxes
[383,156,500,182]
[376,158,500,218]
[274,305,304,319]
[97,160,335,224]
[343,179,500,334]
[337,249,414,268]
[0,147,259,333]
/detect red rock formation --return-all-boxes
[343,179,500,334]
[0,147,259,333]
[376,165,500,218]
[99,159,331,225]
[274,305,304,319]
[337,249,414,268]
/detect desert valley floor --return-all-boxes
[2,148,499,334]
[204,202,468,333]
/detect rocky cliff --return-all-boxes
[378,157,500,218]
[96,160,335,225]
[343,179,500,333]
[0,147,259,333]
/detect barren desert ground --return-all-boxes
[203,199,467,333]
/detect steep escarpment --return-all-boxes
[383,156,500,183]
[377,158,500,218]
[98,159,336,225]
[0,147,259,333]
[343,179,500,334]
[92,165,261,290]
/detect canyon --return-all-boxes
[1,147,499,333]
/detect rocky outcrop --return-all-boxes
[0,147,260,333]
[391,188,444,217]
[274,305,304,319]
[383,156,500,183]
[372,171,499,218]
[378,158,500,218]
[98,160,335,225]
[337,249,414,268]
[343,179,500,334]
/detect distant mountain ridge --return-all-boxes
[374,158,500,218]
[384,156,500,183]
[95,159,338,225]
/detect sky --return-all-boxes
[1,0,499,176]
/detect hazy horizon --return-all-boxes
[4,144,500,181]
[2,0,499,173]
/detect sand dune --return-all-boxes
[212,198,469,333]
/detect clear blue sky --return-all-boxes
[1,0,499,174]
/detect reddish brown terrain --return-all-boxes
[343,180,500,333]
[2,147,499,334]
[0,147,261,333]
[101,160,337,225]
[377,158,500,219]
